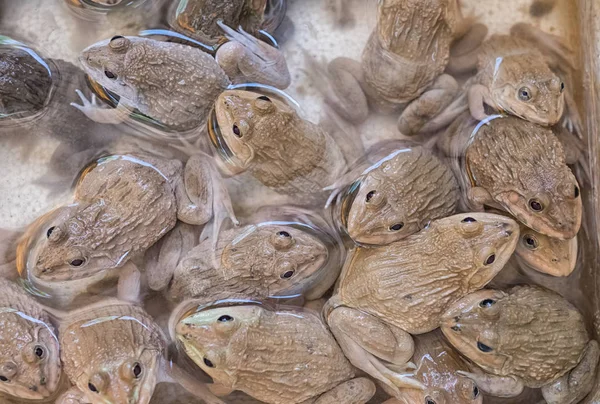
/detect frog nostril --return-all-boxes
[40,377,46,386]
[29,385,38,392]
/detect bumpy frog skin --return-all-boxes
[212,89,347,196]
[0,279,61,401]
[73,31,290,131]
[174,304,375,404]
[439,114,581,240]
[441,286,599,402]
[316,0,478,135]
[383,332,482,404]
[324,212,519,398]
[331,145,459,245]
[156,224,330,303]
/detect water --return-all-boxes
[0,0,597,403]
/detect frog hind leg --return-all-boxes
[542,340,600,404]
[397,74,460,136]
[312,378,376,404]
[216,21,291,89]
[447,23,489,75]
[327,307,423,396]
[457,369,525,398]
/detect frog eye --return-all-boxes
[574,185,580,198]
[46,227,55,238]
[366,190,376,202]
[425,397,436,404]
[203,358,215,368]
[477,341,493,352]
[69,258,86,267]
[88,372,108,393]
[560,82,565,93]
[34,345,45,360]
[109,35,130,53]
[473,385,480,399]
[518,87,532,101]
[281,270,295,279]
[271,231,294,250]
[88,383,98,393]
[232,124,242,138]
[218,315,234,322]
[479,299,495,308]
[389,223,404,231]
[0,376,8,382]
[257,95,271,102]
[529,199,544,212]
[484,254,496,265]
[132,362,142,379]
[104,70,117,79]
[522,234,539,250]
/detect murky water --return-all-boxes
[0,0,598,403]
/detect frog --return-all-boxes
[57,299,225,404]
[72,27,290,132]
[312,0,484,136]
[441,286,600,404]
[325,142,459,245]
[210,89,348,198]
[16,153,236,309]
[167,0,287,46]
[174,303,376,404]
[437,113,582,240]
[381,331,483,404]
[0,279,62,402]
[323,212,519,398]
[149,220,338,304]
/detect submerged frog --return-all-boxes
[174,303,376,404]
[0,279,62,402]
[58,299,224,404]
[441,286,600,404]
[317,0,480,135]
[324,212,519,397]
[17,153,235,308]
[73,29,290,132]
[150,221,337,304]
[382,331,482,404]
[438,114,581,240]
[211,89,348,197]
[327,143,459,245]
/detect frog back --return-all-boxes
[227,309,355,403]
[494,286,588,387]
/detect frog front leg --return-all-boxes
[542,340,600,404]
[457,369,525,398]
[70,89,131,125]
[311,377,376,404]
[55,387,92,403]
[397,74,460,136]
[327,306,423,397]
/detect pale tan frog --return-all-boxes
[57,299,224,404]
[211,89,348,197]
[0,279,62,402]
[174,303,376,404]
[441,286,600,404]
[16,153,236,308]
[326,143,459,245]
[315,0,481,135]
[324,212,519,398]
[438,114,582,240]
[72,29,290,132]
[381,331,482,404]
[150,221,338,304]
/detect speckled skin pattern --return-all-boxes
[345,146,459,245]
[0,279,62,401]
[60,302,165,404]
[80,36,231,131]
[362,0,460,107]
[439,114,581,240]
[176,305,375,404]
[166,224,328,303]
[214,90,346,195]
[472,35,564,126]
[441,286,589,388]
[335,213,519,334]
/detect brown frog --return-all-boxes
[327,143,459,245]
[58,299,224,404]
[174,303,376,404]
[324,212,519,398]
[315,0,480,135]
[381,331,483,404]
[441,286,600,404]
[0,279,62,402]
[516,224,577,277]
[150,218,339,304]
[73,31,290,132]
[438,113,582,240]
[16,153,236,308]
[211,89,348,197]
